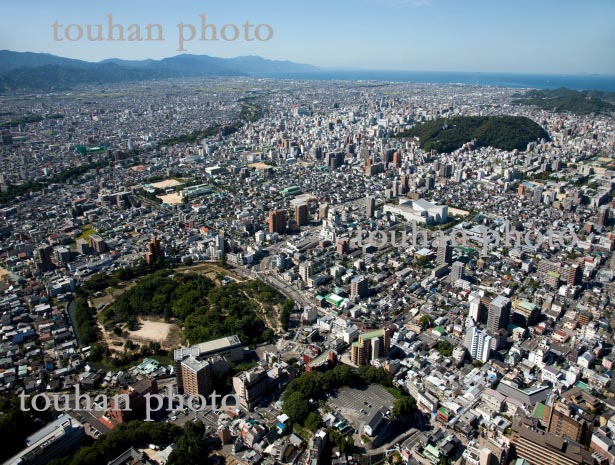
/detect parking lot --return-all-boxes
[328,385,395,437]
[168,405,219,431]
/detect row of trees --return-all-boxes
[73,295,99,345]
[159,125,225,146]
[279,299,294,331]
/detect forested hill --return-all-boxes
[396,115,549,153]
[513,87,615,115]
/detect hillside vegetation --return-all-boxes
[396,115,549,153]
[513,87,615,115]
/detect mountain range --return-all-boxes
[0,50,319,92]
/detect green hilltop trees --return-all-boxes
[396,115,549,153]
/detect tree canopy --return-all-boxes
[47,421,185,465]
[100,271,282,346]
[514,87,615,115]
[396,116,549,153]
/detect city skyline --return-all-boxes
[0,0,613,75]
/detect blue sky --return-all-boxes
[1,0,614,74]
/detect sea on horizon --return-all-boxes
[267,70,615,92]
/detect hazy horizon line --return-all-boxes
[2,49,614,78]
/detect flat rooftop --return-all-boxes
[181,356,209,373]
[196,334,242,355]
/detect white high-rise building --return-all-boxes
[468,291,483,322]
[464,319,492,363]
[299,261,313,282]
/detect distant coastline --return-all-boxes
[1,50,613,92]
[266,70,615,92]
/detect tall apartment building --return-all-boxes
[351,329,390,365]
[295,204,308,227]
[181,357,212,398]
[538,260,582,287]
[437,240,453,265]
[450,261,464,281]
[464,323,492,363]
[487,295,511,333]
[145,236,164,265]
[351,276,369,299]
[336,238,350,254]
[36,244,54,272]
[89,234,108,254]
[299,261,313,282]
[400,174,409,194]
[598,206,609,226]
[174,335,243,393]
[366,196,376,218]
[268,209,287,234]
[545,399,594,446]
[468,292,485,323]
[319,203,329,221]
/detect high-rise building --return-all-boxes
[145,236,164,265]
[174,335,243,393]
[55,247,71,264]
[268,209,286,234]
[36,244,54,272]
[336,238,350,254]
[1,129,13,146]
[518,184,526,196]
[400,174,409,194]
[487,295,511,333]
[464,322,492,363]
[366,196,376,218]
[181,357,212,398]
[350,276,369,299]
[295,204,308,227]
[598,206,609,226]
[299,261,313,282]
[533,186,544,205]
[451,261,464,281]
[327,151,345,169]
[437,240,453,265]
[538,260,582,287]
[89,234,108,254]
[562,264,582,286]
[392,151,402,166]
[392,179,401,197]
[468,292,484,323]
[233,366,270,411]
[351,329,390,365]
